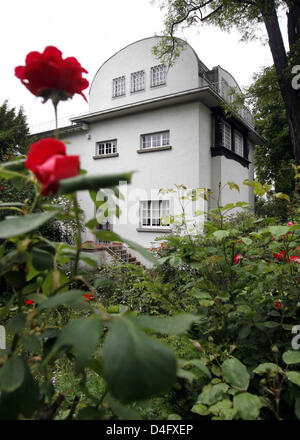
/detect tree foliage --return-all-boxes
[0,100,30,161]
[248,66,294,195]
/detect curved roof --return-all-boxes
[89,36,209,94]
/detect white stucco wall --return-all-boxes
[211,152,255,211]
[89,37,202,113]
[63,100,211,251]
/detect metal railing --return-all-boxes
[206,81,254,129]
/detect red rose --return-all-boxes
[274,251,290,262]
[83,293,93,302]
[25,299,34,306]
[25,138,79,196]
[290,256,300,263]
[15,46,89,103]
[274,301,282,310]
[233,254,242,264]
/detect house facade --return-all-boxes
[32,37,263,264]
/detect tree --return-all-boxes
[247,66,294,195]
[153,0,300,164]
[0,100,33,213]
[0,100,30,161]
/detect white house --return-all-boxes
[32,37,264,265]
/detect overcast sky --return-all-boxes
[1,0,288,131]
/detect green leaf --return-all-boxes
[286,371,300,387]
[253,363,283,375]
[43,317,103,373]
[79,252,99,268]
[241,237,252,246]
[213,230,230,241]
[32,248,54,271]
[7,313,26,334]
[197,383,229,406]
[177,368,196,383]
[239,325,251,339]
[21,335,41,353]
[199,300,214,307]
[103,314,176,403]
[191,403,210,416]
[282,351,300,365]
[41,269,68,295]
[233,392,264,420]
[263,321,280,329]
[167,413,182,420]
[39,290,88,309]
[227,182,240,192]
[243,179,266,196]
[209,399,237,420]
[0,359,39,420]
[105,393,142,420]
[0,158,25,171]
[0,210,59,239]
[221,358,250,390]
[274,192,290,202]
[133,314,199,335]
[59,172,133,194]
[268,226,289,238]
[0,356,25,392]
[179,359,211,379]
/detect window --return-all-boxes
[96,140,117,156]
[234,130,244,156]
[151,64,167,87]
[222,121,232,150]
[131,70,145,93]
[141,131,170,149]
[140,200,170,227]
[112,76,126,97]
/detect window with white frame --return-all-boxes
[140,200,170,227]
[131,70,145,93]
[234,130,244,156]
[96,140,117,156]
[141,131,170,149]
[222,121,232,150]
[112,76,126,97]
[151,64,167,87]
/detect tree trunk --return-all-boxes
[262,0,300,164]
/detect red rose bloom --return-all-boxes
[25,299,34,306]
[15,46,89,103]
[83,293,93,302]
[274,251,290,262]
[274,301,282,310]
[290,256,300,263]
[233,254,242,264]
[25,138,79,196]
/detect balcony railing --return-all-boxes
[29,112,87,135]
[205,81,254,129]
